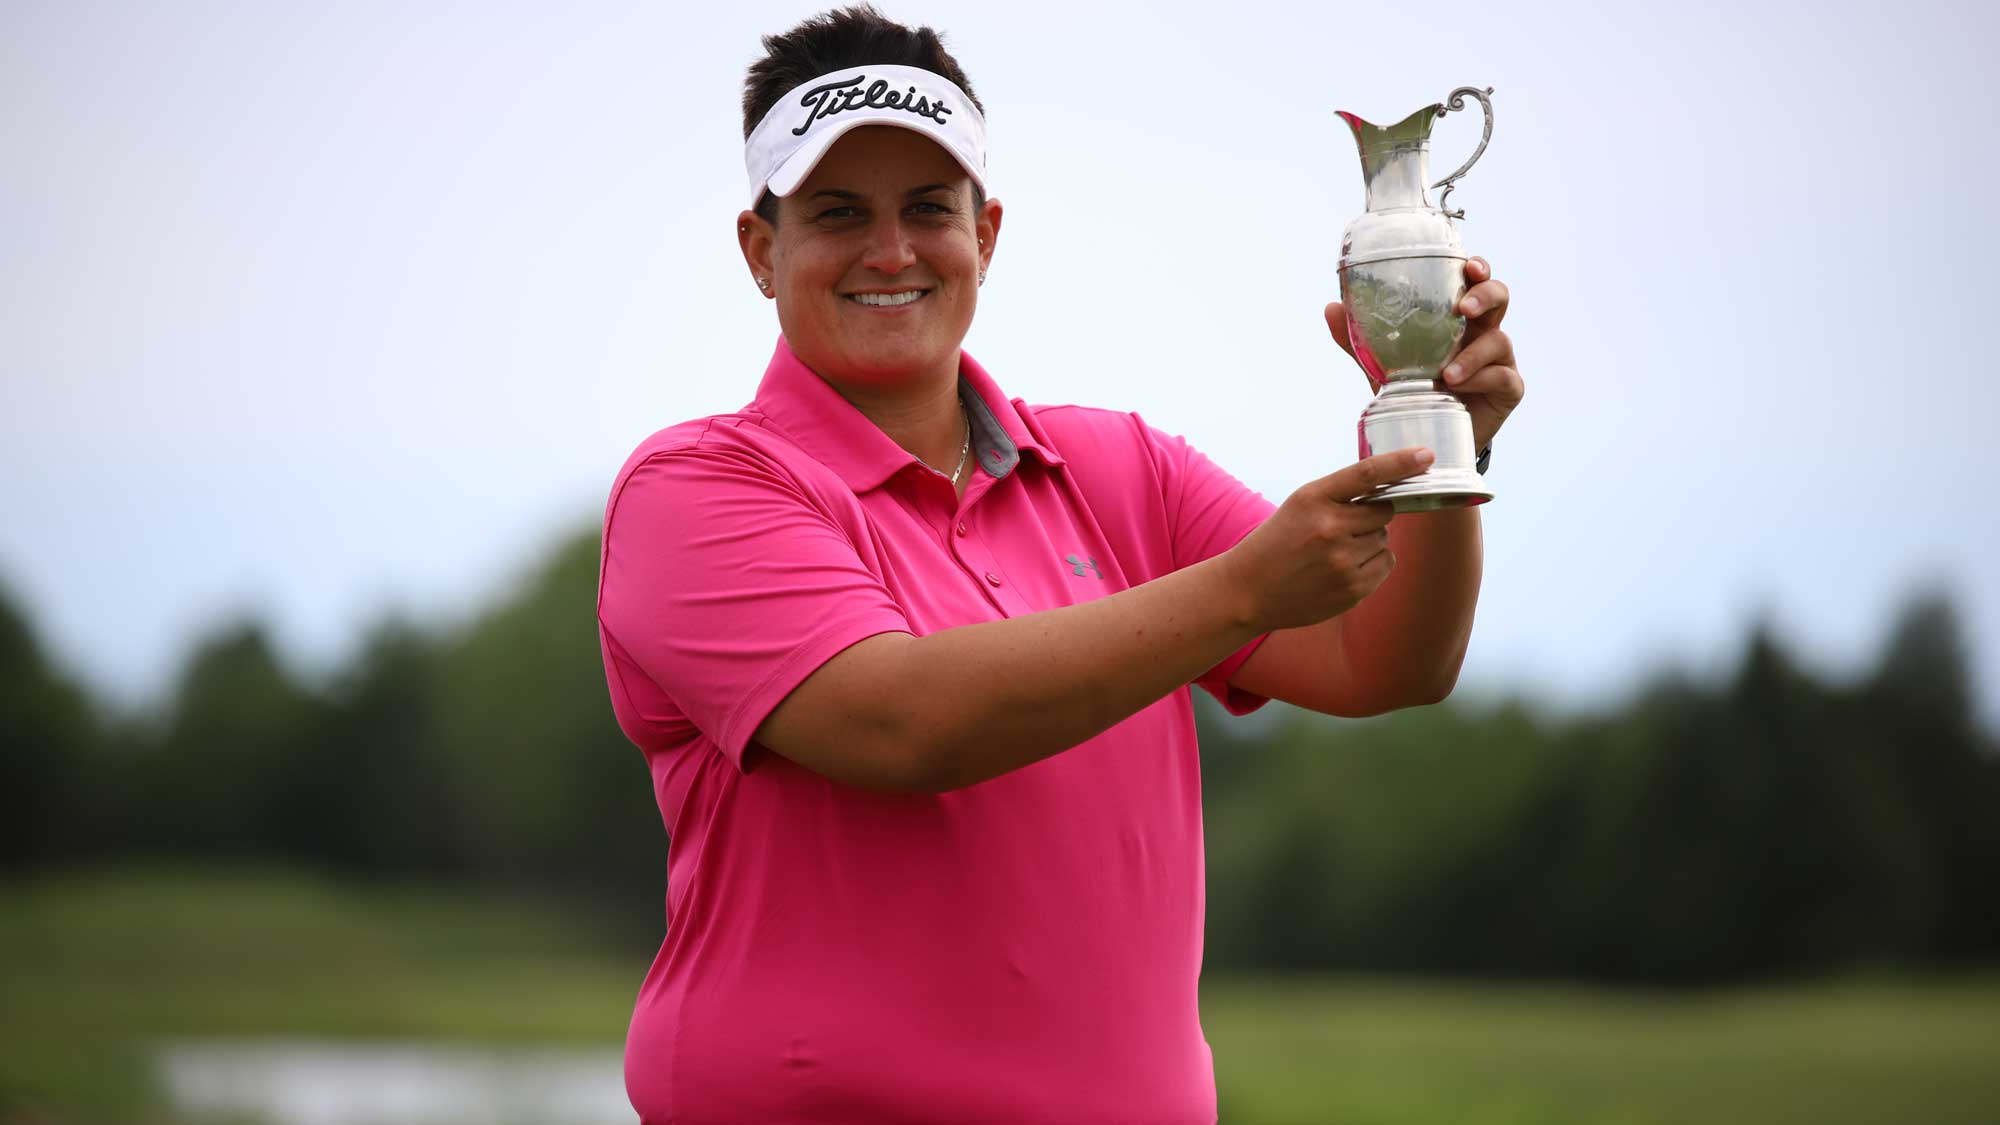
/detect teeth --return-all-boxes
[851,290,925,306]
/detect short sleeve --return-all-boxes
[1139,417,1279,715]
[598,442,913,770]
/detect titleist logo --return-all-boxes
[791,74,954,136]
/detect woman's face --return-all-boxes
[741,125,1000,390]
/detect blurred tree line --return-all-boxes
[3,530,1996,984]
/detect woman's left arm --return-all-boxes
[1230,256,1524,713]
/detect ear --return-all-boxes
[738,209,776,298]
[975,196,1003,274]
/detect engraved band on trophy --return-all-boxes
[1336,86,1496,511]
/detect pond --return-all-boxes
[154,1041,634,1125]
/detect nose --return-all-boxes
[858,213,918,275]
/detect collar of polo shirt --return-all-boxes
[752,338,1061,494]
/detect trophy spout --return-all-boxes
[1337,105,1441,211]
[1334,109,1374,141]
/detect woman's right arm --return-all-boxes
[754,447,1434,793]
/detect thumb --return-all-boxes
[1324,301,1356,360]
[1308,447,1434,504]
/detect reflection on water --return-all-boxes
[155,1041,634,1125]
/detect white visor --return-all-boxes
[745,64,987,205]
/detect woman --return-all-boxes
[596,7,1524,1122]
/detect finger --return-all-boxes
[1333,507,1393,540]
[1323,301,1356,359]
[1323,497,1394,535]
[1463,256,1490,284]
[1449,364,1526,410]
[1310,447,1434,504]
[1458,278,1509,325]
[1442,330,1512,386]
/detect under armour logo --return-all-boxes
[1065,553,1101,579]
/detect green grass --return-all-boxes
[4,866,1998,1124]
[1203,975,2000,1125]
[0,864,642,1121]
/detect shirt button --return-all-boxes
[955,522,968,537]
[985,572,1002,587]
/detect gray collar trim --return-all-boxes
[959,380,1020,479]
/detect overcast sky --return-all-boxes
[4,0,1996,729]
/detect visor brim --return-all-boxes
[759,116,988,203]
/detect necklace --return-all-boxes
[916,405,973,488]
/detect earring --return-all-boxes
[978,271,987,286]
[757,277,771,293]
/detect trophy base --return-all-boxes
[1359,468,1492,512]
[1357,379,1493,512]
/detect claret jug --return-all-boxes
[1336,86,1495,510]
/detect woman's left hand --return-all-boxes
[1324,255,1524,452]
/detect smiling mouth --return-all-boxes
[845,289,930,307]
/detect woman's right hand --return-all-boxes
[1219,447,1435,634]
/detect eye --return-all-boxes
[909,200,953,215]
[815,206,862,221]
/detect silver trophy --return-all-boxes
[1336,86,1496,510]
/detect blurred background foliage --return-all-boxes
[1200,594,2000,984]
[4,531,666,910]
[3,528,1997,1122]
[7,525,1995,984]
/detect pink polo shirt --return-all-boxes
[597,337,1276,1124]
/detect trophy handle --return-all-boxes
[1431,86,1494,219]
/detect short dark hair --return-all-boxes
[742,4,986,225]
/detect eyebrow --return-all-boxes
[805,183,957,202]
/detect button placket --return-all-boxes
[949,514,1023,613]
